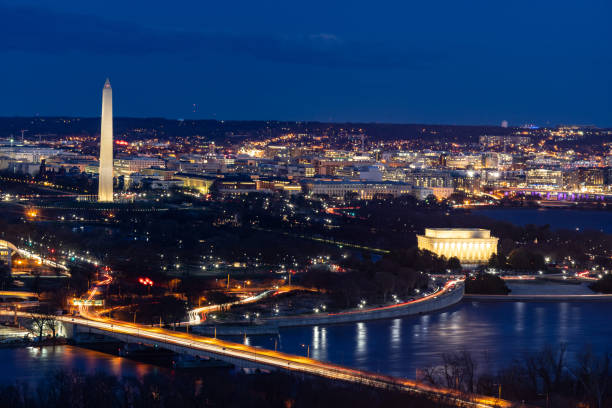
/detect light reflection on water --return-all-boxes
[244,301,612,378]
[0,345,164,384]
[355,322,367,362]
[2,301,611,383]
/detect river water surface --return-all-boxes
[2,208,610,384]
[472,208,611,233]
[2,301,611,384]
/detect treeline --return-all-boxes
[0,370,453,408]
[464,272,511,295]
[487,248,546,271]
[298,248,457,308]
[422,345,612,408]
[590,274,612,294]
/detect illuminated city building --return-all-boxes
[405,169,453,188]
[98,79,114,202]
[445,154,482,169]
[417,228,498,265]
[479,135,531,147]
[306,180,412,200]
[174,173,218,194]
[525,169,563,189]
[114,157,165,176]
[0,239,17,269]
[565,167,605,191]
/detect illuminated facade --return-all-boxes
[0,239,17,268]
[98,78,114,202]
[306,180,412,200]
[417,228,498,265]
[174,173,217,194]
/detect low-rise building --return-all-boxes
[305,179,412,200]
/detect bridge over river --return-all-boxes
[45,312,517,408]
[0,274,530,408]
[2,282,526,408]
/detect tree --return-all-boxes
[574,348,611,408]
[374,271,396,303]
[0,260,11,290]
[465,272,510,295]
[45,315,60,339]
[423,350,477,393]
[590,275,612,294]
[447,257,461,272]
[159,296,187,326]
[28,313,46,341]
[488,252,507,269]
[507,248,545,271]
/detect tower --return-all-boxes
[98,78,114,202]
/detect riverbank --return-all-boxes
[463,293,612,302]
[267,281,464,327]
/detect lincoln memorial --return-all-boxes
[417,228,498,265]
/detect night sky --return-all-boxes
[1,0,611,126]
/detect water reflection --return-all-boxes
[390,318,401,350]
[310,326,329,361]
[6,302,611,384]
[251,301,612,379]
[355,322,367,361]
[514,302,525,333]
[558,302,569,342]
[0,346,162,384]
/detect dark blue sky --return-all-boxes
[1,0,611,126]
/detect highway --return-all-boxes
[58,312,513,408]
[57,276,518,408]
[0,274,521,407]
[185,289,274,324]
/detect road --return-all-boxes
[59,276,520,408]
[185,289,274,324]
[0,275,521,407]
[56,311,513,408]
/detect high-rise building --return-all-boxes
[98,79,114,202]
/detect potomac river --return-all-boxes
[1,207,610,384]
[3,300,611,383]
[472,207,612,233]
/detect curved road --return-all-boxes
[56,275,521,408]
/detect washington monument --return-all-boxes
[98,78,113,202]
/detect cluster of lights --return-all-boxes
[138,277,154,286]
[313,304,326,313]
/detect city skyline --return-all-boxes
[0,1,611,126]
[0,2,610,407]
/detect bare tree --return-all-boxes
[573,349,611,408]
[524,344,567,396]
[44,315,59,339]
[28,313,46,342]
[423,351,477,393]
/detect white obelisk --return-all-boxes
[98,78,113,202]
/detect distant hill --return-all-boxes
[0,116,534,143]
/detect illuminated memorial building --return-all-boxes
[417,228,498,265]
